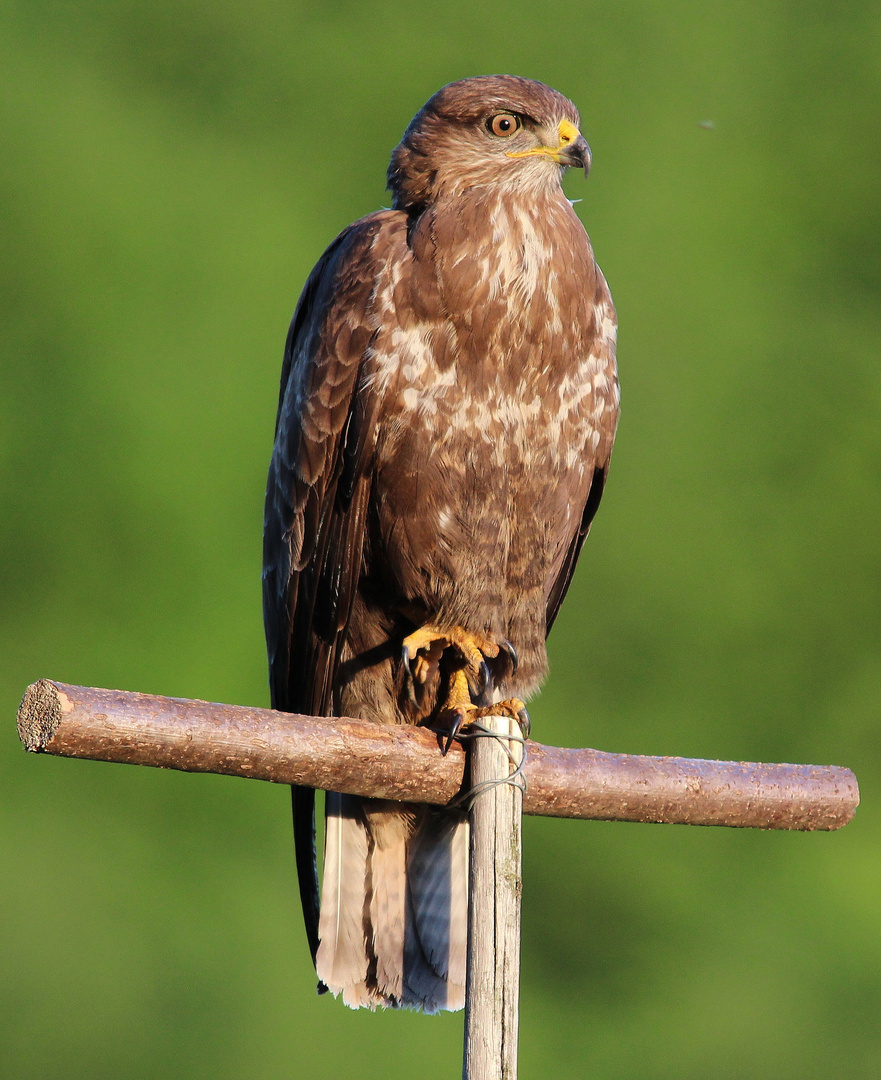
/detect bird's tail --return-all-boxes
[316,794,468,1012]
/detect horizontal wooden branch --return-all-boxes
[17,680,858,831]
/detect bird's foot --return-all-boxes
[401,623,500,703]
[401,624,449,694]
[438,703,531,753]
[467,698,530,739]
[436,669,530,753]
[401,623,526,748]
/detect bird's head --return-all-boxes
[387,75,591,214]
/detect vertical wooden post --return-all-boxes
[463,716,525,1080]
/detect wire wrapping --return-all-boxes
[448,721,528,808]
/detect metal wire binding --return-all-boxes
[447,721,528,808]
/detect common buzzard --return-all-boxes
[263,75,619,1012]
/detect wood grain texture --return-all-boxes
[463,717,524,1080]
[17,680,859,831]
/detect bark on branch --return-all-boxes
[17,680,858,831]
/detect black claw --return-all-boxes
[516,707,531,739]
[466,658,493,707]
[442,709,465,755]
[401,644,419,705]
[502,639,519,677]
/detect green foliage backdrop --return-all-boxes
[3,3,880,1077]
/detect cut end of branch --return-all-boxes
[17,680,65,751]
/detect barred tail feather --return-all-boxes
[405,810,469,1011]
[315,798,469,1012]
[316,793,371,1003]
[364,805,409,1003]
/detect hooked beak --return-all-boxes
[561,133,591,173]
[506,118,592,174]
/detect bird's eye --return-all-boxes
[487,113,521,138]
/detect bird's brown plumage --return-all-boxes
[263,75,619,1011]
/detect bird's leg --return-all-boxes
[437,666,477,754]
[437,671,530,752]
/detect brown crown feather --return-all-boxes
[387,75,581,214]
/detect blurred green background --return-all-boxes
[3,2,880,1077]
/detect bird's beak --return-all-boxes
[561,133,591,173]
[506,118,592,174]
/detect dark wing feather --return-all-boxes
[262,211,399,967]
[545,463,609,634]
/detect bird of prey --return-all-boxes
[263,75,619,1012]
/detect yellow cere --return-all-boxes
[557,118,580,145]
[505,117,582,162]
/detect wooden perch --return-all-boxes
[17,680,858,831]
[464,715,524,1080]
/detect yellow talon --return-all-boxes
[437,694,530,753]
[401,623,529,748]
[401,624,445,659]
[401,625,447,689]
[401,624,497,685]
